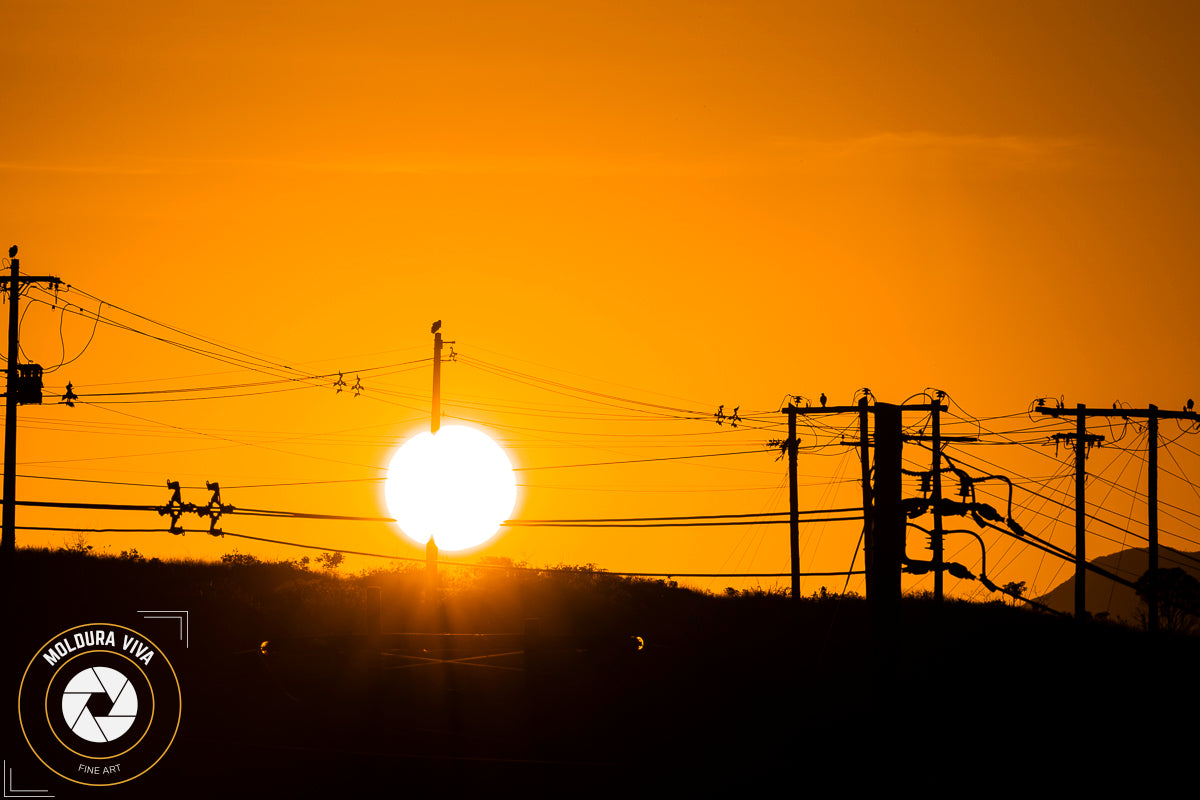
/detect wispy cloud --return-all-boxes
[0,161,163,176]
[0,133,1097,182]
[768,131,1094,175]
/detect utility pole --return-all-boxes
[426,320,444,603]
[931,400,944,603]
[1038,401,1199,625]
[1,247,62,558]
[871,403,903,616]
[903,409,975,606]
[1073,406,1090,619]
[1041,410,1104,619]
[786,404,801,599]
[431,320,443,434]
[1148,407,1158,632]
[858,397,873,601]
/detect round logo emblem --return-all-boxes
[18,624,181,787]
[61,665,139,743]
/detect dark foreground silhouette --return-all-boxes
[3,549,1197,796]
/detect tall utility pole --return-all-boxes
[1042,411,1103,619]
[1073,406,1089,618]
[871,403,903,615]
[931,401,944,603]
[903,407,974,606]
[431,320,443,434]
[426,320,444,601]
[1,247,62,558]
[1038,402,1199,626]
[787,404,800,599]
[1148,408,1158,630]
[858,397,873,600]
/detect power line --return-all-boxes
[8,497,860,528]
[504,516,861,529]
[20,526,862,580]
[511,448,772,471]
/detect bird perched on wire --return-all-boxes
[431,320,442,334]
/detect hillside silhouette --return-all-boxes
[4,547,1198,794]
[1035,546,1200,625]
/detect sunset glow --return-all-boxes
[1,1,1198,600]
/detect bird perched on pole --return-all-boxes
[431,320,442,334]
[820,392,827,407]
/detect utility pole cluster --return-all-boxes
[775,392,1200,637]
[1036,401,1200,630]
[781,396,982,602]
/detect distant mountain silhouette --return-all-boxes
[1035,546,1200,624]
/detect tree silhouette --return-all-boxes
[1002,580,1026,606]
[316,551,345,571]
[1135,567,1200,634]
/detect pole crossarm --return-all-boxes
[786,403,946,416]
[1037,406,1200,423]
[0,276,63,286]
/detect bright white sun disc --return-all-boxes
[384,425,516,551]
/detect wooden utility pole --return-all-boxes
[931,401,944,603]
[858,397,873,601]
[788,404,800,599]
[904,412,974,605]
[427,320,444,603]
[871,404,903,613]
[1148,407,1158,631]
[431,321,443,434]
[1038,402,1199,625]
[1,247,62,558]
[1073,406,1088,618]
[3,251,17,559]
[1041,413,1103,618]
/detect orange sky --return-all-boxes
[3,1,1200,605]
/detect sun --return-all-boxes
[384,425,517,552]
